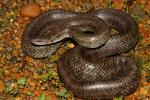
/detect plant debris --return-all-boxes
[0,0,149,99]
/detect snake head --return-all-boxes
[31,29,71,46]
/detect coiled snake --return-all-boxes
[21,9,140,99]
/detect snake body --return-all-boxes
[21,9,140,99]
[58,48,140,99]
[22,9,78,58]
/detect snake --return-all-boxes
[22,9,78,58]
[21,9,140,99]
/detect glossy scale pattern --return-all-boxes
[21,9,140,99]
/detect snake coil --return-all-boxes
[22,9,140,99]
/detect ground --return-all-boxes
[0,0,149,100]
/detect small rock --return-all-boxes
[37,68,43,75]
[0,80,5,92]
[20,3,41,17]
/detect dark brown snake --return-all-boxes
[21,9,140,99]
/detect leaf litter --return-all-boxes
[0,0,149,99]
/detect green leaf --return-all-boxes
[49,63,54,68]
[5,84,19,95]
[107,0,115,8]
[49,67,56,78]
[38,93,46,100]
[40,64,56,82]
[40,73,49,82]
[132,14,141,22]
[56,90,67,97]
[114,96,123,100]
[49,55,57,63]
[5,85,13,93]
[17,78,26,85]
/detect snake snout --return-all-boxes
[31,27,72,46]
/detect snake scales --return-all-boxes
[21,9,140,99]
